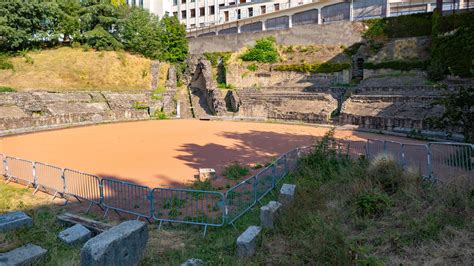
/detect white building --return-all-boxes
[126,0,310,30]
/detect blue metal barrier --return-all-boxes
[102,179,152,220]
[367,139,385,159]
[402,143,430,178]
[256,165,276,201]
[34,162,65,199]
[63,168,103,212]
[152,187,225,234]
[429,142,473,183]
[225,176,257,225]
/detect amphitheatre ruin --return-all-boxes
[0,1,472,265]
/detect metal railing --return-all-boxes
[0,139,472,234]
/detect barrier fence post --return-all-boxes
[284,154,288,176]
[365,140,370,158]
[427,144,434,181]
[32,162,38,194]
[401,144,406,169]
[383,141,387,154]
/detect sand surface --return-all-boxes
[0,120,421,188]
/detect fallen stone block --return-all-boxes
[198,168,216,181]
[80,220,148,266]
[181,258,203,266]
[236,226,262,258]
[0,211,33,233]
[260,201,282,229]
[58,224,92,246]
[0,244,47,266]
[279,184,296,206]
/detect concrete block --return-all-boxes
[236,226,261,258]
[0,244,47,266]
[58,224,92,246]
[198,168,216,181]
[260,201,282,229]
[0,211,33,233]
[279,184,296,206]
[80,220,148,266]
[181,258,203,266]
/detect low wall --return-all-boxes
[0,91,176,136]
[189,21,363,54]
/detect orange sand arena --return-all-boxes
[0,120,421,188]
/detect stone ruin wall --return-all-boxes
[0,91,176,136]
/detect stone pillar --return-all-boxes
[288,15,293,28]
[262,20,266,31]
[317,9,322,24]
[236,226,262,258]
[350,0,354,21]
[385,0,390,17]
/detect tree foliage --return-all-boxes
[428,86,474,143]
[240,37,279,63]
[0,0,188,62]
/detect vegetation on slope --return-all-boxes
[0,47,153,91]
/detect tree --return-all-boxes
[157,15,188,63]
[428,86,474,143]
[119,8,160,58]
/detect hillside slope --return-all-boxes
[0,47,154,91]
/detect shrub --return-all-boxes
[81,26,123,51]
[203,52,232,67]
[240,37,279,63]
[222,162,250,180]
[274,62,351,73]
[132,101,149,110]
[0,86,16,92]
[363,13,432,39]
[152,109,168,120]
[367,154,404,194]
[354,190,392,218]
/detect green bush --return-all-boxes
[274,62,351,73]
[0,86,16,92]
[82,26,123,51]
[203,52,232,67]
[240,37,279,63]
[222,162,250,180]
[364,60,429,71]
[132,101,149,110]
[152,109,168,120]
[355,190,392,218]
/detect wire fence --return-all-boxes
[0,139,472,232]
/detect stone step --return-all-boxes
[0,244,47,266]
[0,211,33,233]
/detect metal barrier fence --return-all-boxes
[1,140,472,233]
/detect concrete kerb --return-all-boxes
[236,225,262,259]
[279,184,296,206]
[260,201,282,229]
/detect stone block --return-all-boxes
[260,201,282,229]
[279,184,296,206]
[236,226,261,258]
[0,244,47,266]
[181,258,203,266]
[80,220,148,266]
[0,211,33,233]
[58,224,92,246]
[198,168,216,181]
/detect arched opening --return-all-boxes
[354,58,365,79]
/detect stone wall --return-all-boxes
[189,21,363,54]
[367,37,431,63]
[0,91,176,136]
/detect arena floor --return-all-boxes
[0,120,422,188]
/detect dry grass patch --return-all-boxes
[0,47,153,91]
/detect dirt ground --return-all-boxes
[0,120,422,188]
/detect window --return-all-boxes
[240,0,246,3]
[200,7,205,16]
[274,3,280,11]
[224,11,229,22]
[200,23,205,27]
[209,6,215,15]
[139,0,143,7]
[190,24,196,28]
[229,1,235,5]
[237,9,241,19]
[191,9,196,18]
[181,0,186,4]
[248,7,253,17]
[173,12,178,17]
[173,0,178,5]
[182,10,187,18]
[219,3,225,7]
[261,5,266,14]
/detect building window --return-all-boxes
[200,23,205,27]
[173,12,178,17]
[181,0,186,4]
[200,7,205,16]
[191,0,195,2]
[190,24,196,28]
[274,3,280,11]
[248,7,253,17]
[209,6,215,15]
[240,0,246,3]
[229,1,235,5]
[219,3,225,7]
[224,11,229,22]
[237,9,241,19]
[191,9,196,18]
[261,5,266,14]
[139,0,143,7]
[173,0,178,5]
[181,10,187,18]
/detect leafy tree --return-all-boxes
[157,15,188,63]
[119,8,160,58]
[428,86,474,143]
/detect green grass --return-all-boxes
[0,86,16,92]
[221,163,250,180]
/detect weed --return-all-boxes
[0,86,16,92]
[222,162,250,180]
[0,55,14,70]
[246,63,258,72]
[354,190,392,218]
[163,196,187,209]
[132,101,149,110]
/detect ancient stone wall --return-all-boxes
[189,21,363,54]
[0,91,175,136]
